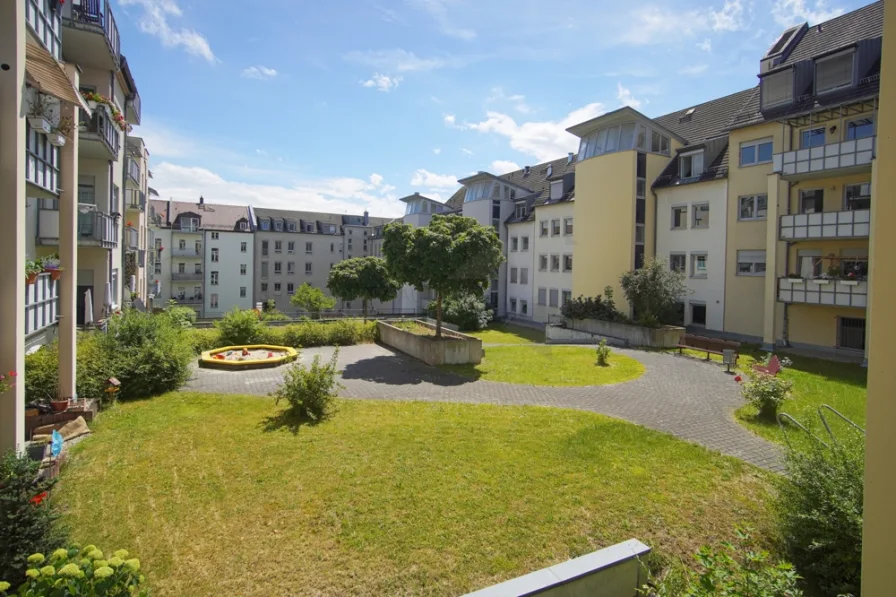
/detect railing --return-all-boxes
[78,206,118,247]
[125,226,138,250]
[172,271,203,281]
[25,120,59,195]
[778,277,868,308]
[69,0,120,63]
[173,223,201,233]
[126,189,145,211]
[172,295,203,305]
[127,91,141,125]
[138,249,146,268]
[25,272,58,336]
[26,0,62,60]
[79,110,120,157]
[127,158,140,185]
[772,136,876,178]
[780,209,871,240]
[172,247,202,257]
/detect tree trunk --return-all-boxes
[363,298,368,323]
[435,293,443,338]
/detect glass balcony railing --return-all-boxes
[772,136,876,180]
[779,209,871,240]
[125,226,139,250]
[127,158,140,185]
[778,277,868,308]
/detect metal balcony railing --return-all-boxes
[127,91,141,125]
[69,0,120,63]
[79,110,120,157]
[78,206,118,248]
[125,226,139,250]
[172,271,203,281]
[172,295,203,305]
[126,189,146,211]
[171,247,202,258]
[25,272,58,336]
[127,158,140,185]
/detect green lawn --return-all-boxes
[57,393,776,597]
[442,345,644,386]
[466,323,545,344]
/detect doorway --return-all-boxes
[838,317,866,351]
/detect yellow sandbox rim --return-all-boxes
[198,345,299,369]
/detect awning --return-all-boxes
[25,42,91,113]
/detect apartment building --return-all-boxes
[149,198,253,318]
[124,133,150,302]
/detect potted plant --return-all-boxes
[51,396,70,412]
[40,254,63,281]
[25,259,43,285]
[81,90,103,112]
[47,116,74,148]
[27,93,53,135]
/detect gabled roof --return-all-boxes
[777,1,883,68]
[150,199,251,231]
[653,144,730,189]
[653,87,758,144]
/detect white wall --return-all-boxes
[655,179,728,331]
[463,197,514,316]
[532,202,574,323]
[205,230,253,316]
[506,220,536,320]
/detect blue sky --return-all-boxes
[120,0,867,218]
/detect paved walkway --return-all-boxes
[186,343,783,472]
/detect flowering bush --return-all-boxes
[0,371,16,395]
[737,357,794,421]
[0,546,147,596]
[80,91,132,133]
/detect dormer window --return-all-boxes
[274,219,283,232]
[679,150,704,179]
[514,204,526,219]
[260,219,270,231]
[546,165,553,178]
[550,180,563,200]
[287,221,296,232]
[816,50,854,95]
[761,68,793,109]
[239,221,249,231]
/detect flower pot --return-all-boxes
[811,279,831,285]
[28,116,52,134]
[51,399,69,413]
[841,280,859,286]
[87,100,98,111]
[26,272,38,285]
[49,269,62,281]
[47,132,66,147]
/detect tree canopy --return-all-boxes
[326,257,400,320]
[289,283,336,318]
[620,257,689,326]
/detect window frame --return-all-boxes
[846,117,874,141]
[520,268,528,285]
[800,127,826,149]
[521,236,529,251]
[738,194,768,221]
[692,203,709,229]
[562,254,573,273]
[760,67,794,109]
[550,219,561,236]
[671,205,688,230]
[563,217,574,235]
[815,49,855,96]
[539,221,549,237]
[510,267,518,284]
[537,287,547,306]
[510,236,518,252]
[739,138,774,167]
[669,253,686,273]
[679,150,704,179]
[799,188,824,214]
[304,262,312,275]
[736,250,767,277]
[539,254,548,271]
[844,182,872,211]
[690,253,708,279]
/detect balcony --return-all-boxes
[173,223,202,234]
[171,271,203,282]
[772,136,876,181]
[79,111,120,160]
[171,247,202,258]
[25,120,59,195]
[780,209,870,241]
[126,189,145,212]
[61,0,120,70]
[26,0,62,60]
[25,273,58,336]
[137,249,146,268]
[37,203,118,248]
[778,277,867,308]
[126,158,140,187]
[171,295,203,305]
[127,92,141,126]
[125,226,139,250]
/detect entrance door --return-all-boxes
[76,285,93,325]
[838,317,866,351]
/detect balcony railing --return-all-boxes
[778,277,868,308]
[173,221,201,233]
[126,189,145,211]
[67,0,120,64]
[26,0,62,60]
[171,247,202,258]
[171,271,203,281]
[25,272,58,336]
[25,120,59,194]
[127,158,140,186]
[78,207,118,248]
[172,295,203,305]
[79,110,120,158]
[780,209,871,241]
[125,226,138,250]
[772,136,876,180]
[138,249,146,268]
[127,92,141,126]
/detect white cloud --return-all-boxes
[131,120,198,159]
[711,0,747,31]
[488,87,533,114]
[620,0,747,45]
[461,102,605,162]
[616,83,645,109]
[433,147,441,154]
[151,162,405,218]
[118,0,215,63]
[360,73,402,92]
[405,0,476,40]
[241,66,277,80]
[491,160,520,175]
[697,38,713,52]
[409,169,459,191]
[369,173,384,186]
[461,148,474,155]
[679,64,709,75]
[376,5,406,24]
[344,49,461,72]
[771,0,843,26]
[443,113,459,128]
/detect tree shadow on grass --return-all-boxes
[259,408,323,435]
[340,353,478,386]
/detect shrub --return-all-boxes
[163,302,196,328]
[280,321,377,348]
[641,528,803,597]
[187,328,220,354]
[75,333,115,404]
[777,436,863,596]
[737,369,793,421]
[1,545,147,596]
[620,258,689,326]
[24,336,113,404]
[560,287,624,322]
[23,345,59,403]
[0,452,65,583]
[215,307,264,346]
[271,350,341,422]
[595,339,611,367]
[426,293,493,331]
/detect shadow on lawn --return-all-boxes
[260,408,322,435]
[340,353,478,386]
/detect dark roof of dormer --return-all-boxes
[653,144,730,189]
[777,1,883,68]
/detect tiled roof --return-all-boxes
[253,207,391,234]
[653,144,730,189]
[150,199,250,231]
[778,1,884,67]
[653,87,758,144]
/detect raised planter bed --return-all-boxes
[377,320,483,366]
[556,318,685,348]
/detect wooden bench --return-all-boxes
[677,333,741,362]
[753,355,782,376]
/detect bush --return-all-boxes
[215,307,264,346]
[22,345,59,403]
[738,371,793,421]
[620,258,689,326]
[642,528,803,597]
[560,287,624,322]
[426,293,493,331]
[75,333,115,404]
[1,545,147,596]
[271,350,341,422]
[595,339,611,367]
[0,452,65,583]
[187,328,220,354]
[164,302,196,328]
[24,336,114,405]
[777,436,863,596]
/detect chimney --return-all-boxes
[524,166,530,175]
[363,210,369,226]
[568,152,574,164]
[199,195,204,205]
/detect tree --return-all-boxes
[327,257,400,321]
[290,283,336,319]
[383,214,504,338]
[619,257,689,326]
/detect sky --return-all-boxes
[119,0,870,218]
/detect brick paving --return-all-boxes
[186,343,783,472]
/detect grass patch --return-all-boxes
[466,323,544,344]
[442,346,644,386]
[389,320,442,337]
[58,392,776,597]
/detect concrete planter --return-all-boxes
[560,318,685,348]
[377,320,483,366]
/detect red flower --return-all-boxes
[734,375,742,383]
[30,491,48,506]
[9,371,17,377]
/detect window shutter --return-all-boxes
[761,69,793,108]
[816,52,853,92]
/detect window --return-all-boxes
[260,220,270,231]
[737,250,766,276]
[539,255,548,271]
[261,283,268,292]
[532,287,545,306]
[111,269,119,303]
[551,219,561,236]
[798,249,823,278]
[561,290,572,306]
[240,264,247,275]
[274,283,281,295]
[195,241,202,254]
[194,263,201,274]
[692,204,709,229]
[211,271,219,285]
[274,262,282,274]
[540,221,548,237]
[690,303,707,327]
[240,241,247,253]
[261,262,269,278]
[331,243,335,252]
[240,221,249,232]
[801,127,826,149]
[305,242,313,254]
[262,240,269,256]
[179,239,186,250]
[564,218,573,235]
[672,206,688,229]
[651,131,670,155]
[211,248,219,262]
[816,50,854,94]
[670,253,686,272]
[520,300,528,315]
[287,221,297,232]
[287,283,294,295]
[515,204,527,219]
[305,262,312,275]
[800,189,824,214]
[740,138,773,166]
[510,298,517,312]
[521,236,529,251]
[549,289,559,308]
[210,294,218,308]
[550,255,560,272]
[840,248,869,278]
[510,267,518,283]
[846,117,874,140]
[287,241,295,254]
[274,219,283,232]
[845,182,871,210]
[738,194,768,220]
[287,262,295,274]
[154,262,161,274]
[520,268,528,285]
[275,241,282,253]
[690,254,707,278]
[510,237,518,251]
[679,151,704,179]
[210,232,219,240]
[240,286,247,298]
[761,68,793,109]
[562,254,573,272]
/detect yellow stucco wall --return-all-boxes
[572,150,636,311]
[787,304,863,347]
[644,152,669,259]
[791,108,876,148]
[788,172,874,213]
